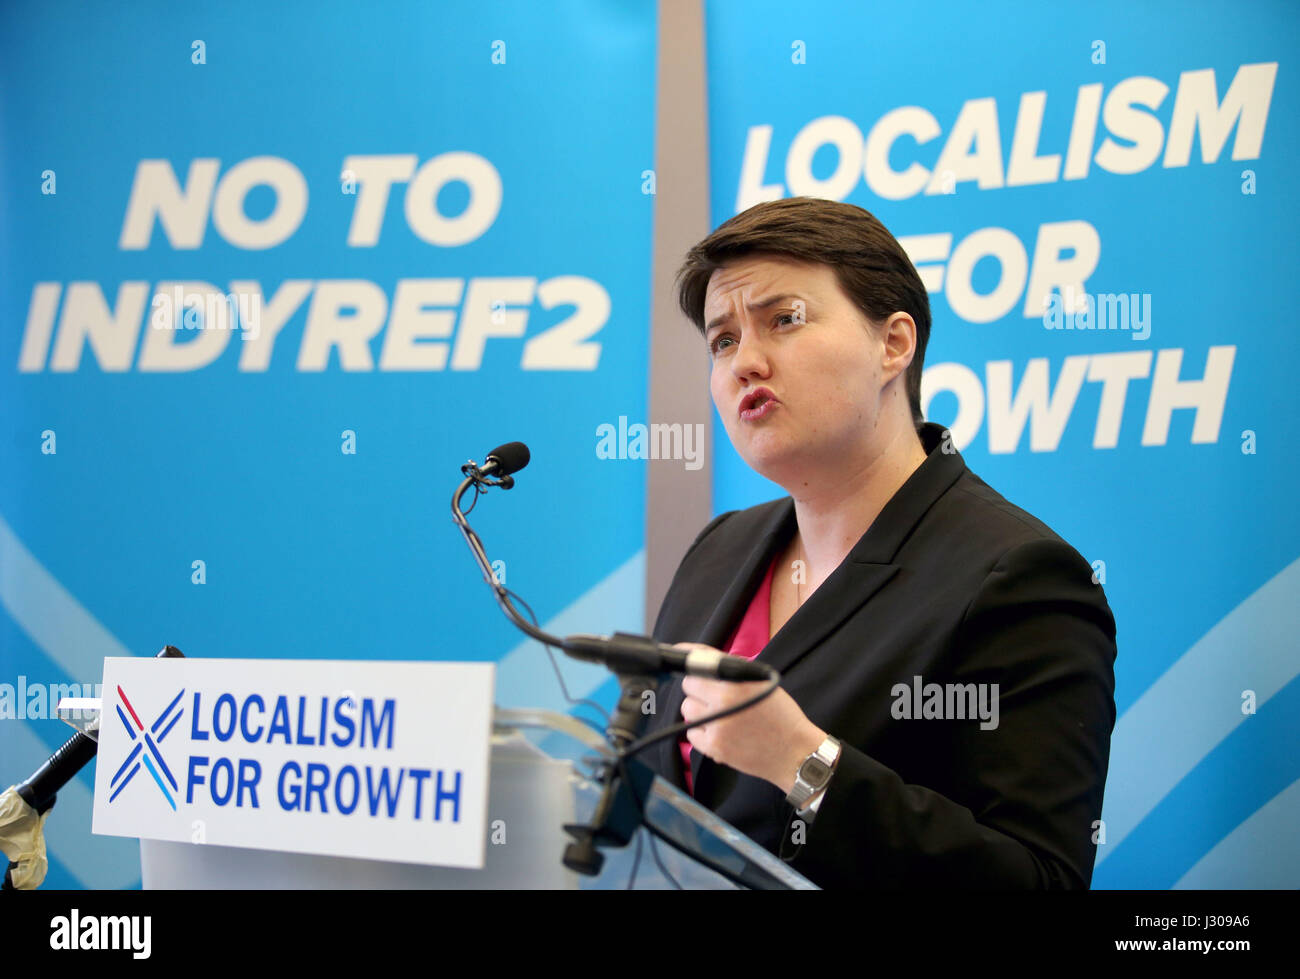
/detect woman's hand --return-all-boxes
[675,642,827,795]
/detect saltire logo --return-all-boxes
[109,686,184,811]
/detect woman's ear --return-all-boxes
[880,312,917,385]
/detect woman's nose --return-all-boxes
[731,332,772,379]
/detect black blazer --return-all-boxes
[644,422,1117,889]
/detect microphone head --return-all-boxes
[485,441,530,476]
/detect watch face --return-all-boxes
[801,758,830,782]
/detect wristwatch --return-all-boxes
[785,735,841,810]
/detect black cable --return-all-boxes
[501,586,610,731]
[625,815,644,889]
[451,464,776,889]
[453,474,611,730]
[642,824,679,888]
[461,481,483,516]
[616,750,682,889]
[609,676,786,889]
[616,673,782,763]
[643,816,756,890]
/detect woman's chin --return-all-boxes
[737,443,808,488]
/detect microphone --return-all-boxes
[451,443,777,683]
[462,442,530,490]
[563,632,772,682]
[479,442,530,478]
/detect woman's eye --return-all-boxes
[709,335,734,354]
[775,312,797,326]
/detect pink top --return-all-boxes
[679,553,779,794]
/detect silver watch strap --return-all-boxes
[786,736,840,809]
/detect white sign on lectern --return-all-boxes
[91,657,494,869]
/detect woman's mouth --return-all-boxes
[739,388,779,421]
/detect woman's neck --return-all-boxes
[788,422,929,582]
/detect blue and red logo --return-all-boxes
[108,686,184,811]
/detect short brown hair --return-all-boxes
[675,197,931,429]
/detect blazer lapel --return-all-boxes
[696,499,797,649]
[758,423,966,678]
[659,499,794,786]
[688,422,966,798]
[689,562,902,794]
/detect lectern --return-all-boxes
[58,700,816,890]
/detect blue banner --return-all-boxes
[1,0,657,888]
[703,0,1298,887]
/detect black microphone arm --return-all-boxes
[451,442,782,881]
[451,443,773,683]
[3,645,187,890]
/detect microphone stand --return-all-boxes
[451,464,655,875]
[2,645,186,890]
[452,453,781,881]
[560,673,657,876]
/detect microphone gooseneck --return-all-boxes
[450,442,782,883]
[451,442,775,687]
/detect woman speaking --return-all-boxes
[643,197,1117,889]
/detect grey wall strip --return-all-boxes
[645,0,713,633]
